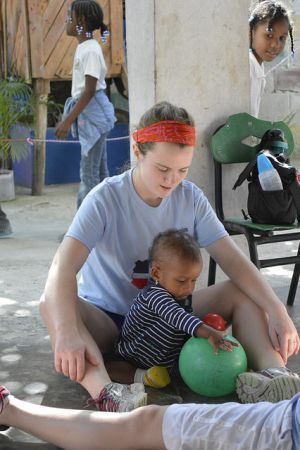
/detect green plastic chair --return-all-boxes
[208,112,300,305]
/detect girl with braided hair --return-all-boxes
[55,0,116,208]
[249,0,294,117]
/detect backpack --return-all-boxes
[233,129,300,225]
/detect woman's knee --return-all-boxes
[127,405,166,448]
[39,292,49,323]
[193,280,255,321]
[193,281,235,316]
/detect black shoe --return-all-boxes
[0,229,13,238]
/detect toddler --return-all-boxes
[109,229,235,389]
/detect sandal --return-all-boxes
[0,386,10,432]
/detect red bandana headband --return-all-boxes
[132,120,196,146]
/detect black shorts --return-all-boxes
[93,304,125,331]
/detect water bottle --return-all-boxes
[257,153,283,191]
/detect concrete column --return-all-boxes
[126,0,156,124]
[126,0,250,200]
[126,0,251,279]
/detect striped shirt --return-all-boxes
[115,282,203,369]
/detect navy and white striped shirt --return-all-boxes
[115,282,203,369]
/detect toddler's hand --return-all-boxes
[197,324,238,354]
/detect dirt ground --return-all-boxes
[0,183,300,449]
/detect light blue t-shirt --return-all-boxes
[66,169,227,314]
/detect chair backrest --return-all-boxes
[211,113,294,164]
[210,113,294,222]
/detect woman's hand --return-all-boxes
[54,329,100,382]
[55,119,71,139]
[207,237,300,363]
[268,308,300,364]
[197,324,238,354]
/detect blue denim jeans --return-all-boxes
[77,133,109,208]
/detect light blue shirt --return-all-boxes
[66,170,227,314]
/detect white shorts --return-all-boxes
[162,400,293,450]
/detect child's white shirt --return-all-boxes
[249,50,266,118]
[72,39,107,98]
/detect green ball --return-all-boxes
[179,335,247,397]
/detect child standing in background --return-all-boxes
[108,229,235,389]
[249,0,294,117]
[55,0,116,208]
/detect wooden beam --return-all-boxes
[32,79,50,196]
[23,0,32,83]
[2,0,8,78]
[110,0,124,66]
[0,1,3,77]
[13,6,31,81]
[43,0,68,66]
[55,39,75,79]
[43,0,65,40]
[44,31,74,79]
[27,0,47,78]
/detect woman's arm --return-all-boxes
[43,236,99,380]
[55,75,97,139]
[206,235,300,362]
[44,237,89,330]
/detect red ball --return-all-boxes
[203,313,226,331]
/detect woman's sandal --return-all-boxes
[0,386,10,432]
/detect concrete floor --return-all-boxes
[0,184,300,449]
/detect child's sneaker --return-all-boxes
[0,386,10,432]
[236,367,300,403]
[87,382,147,412]
[135,366,171,388]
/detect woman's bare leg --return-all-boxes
[40,295,119,397]
[193,280,284,370]
[1,396,166,450]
